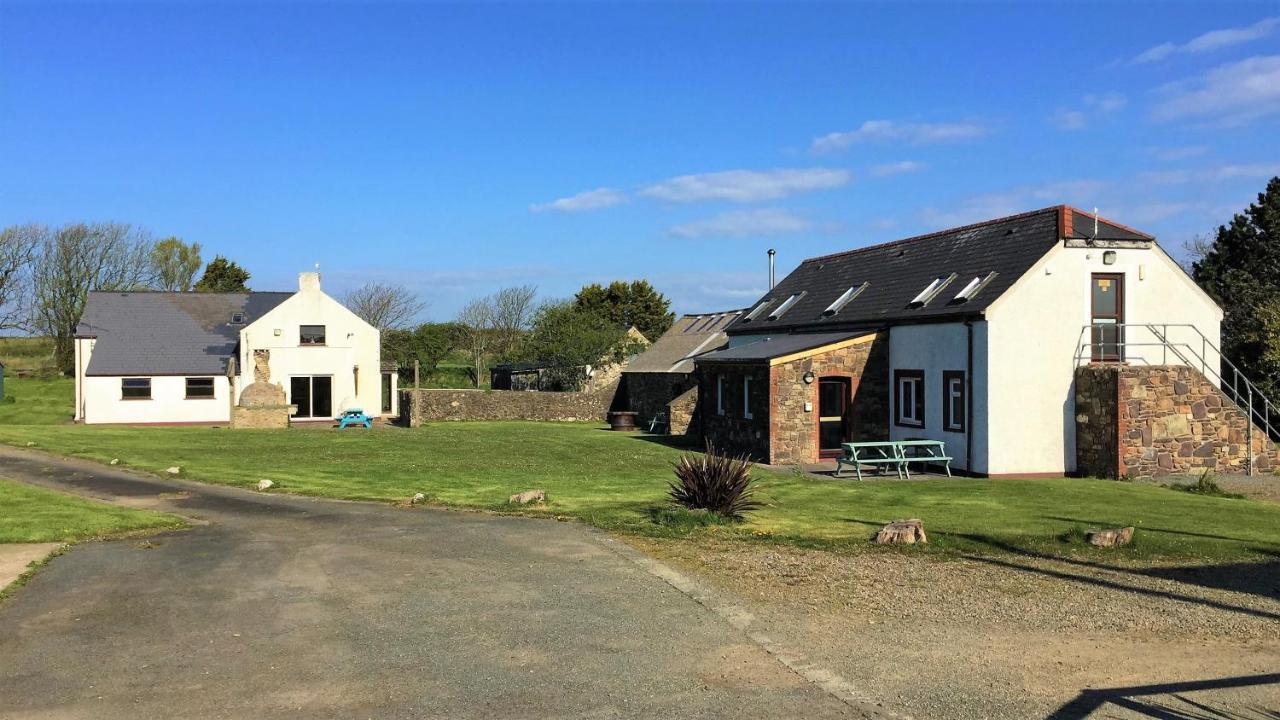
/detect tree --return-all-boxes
[148,237,203,291]
[573,280,673,340]
[31,222,155,374]
[455,296,496,388]
[1192,176,1280,399]
[194,256,250,292]
[382,322,458,384]
[520,301,644,390]
[341,282,427,331]
[0,224,40,331]
[490,284,538,357]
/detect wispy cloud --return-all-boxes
[810,120,985,154]
[1050,93,1127,131]
[1151,55,1280,124]
[1138,163,1280,185]
[667,208,814,239]
[1147,145,1210,162]
[530,187,627,213]
[1133,17,1278,64]
[869,160,926,177]
[639,168,850,203]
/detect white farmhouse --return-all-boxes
[694,206,1277,477]
[74,272,396,425]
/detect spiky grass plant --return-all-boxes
[668,445,760,519]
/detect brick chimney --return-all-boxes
[299,271,321,293]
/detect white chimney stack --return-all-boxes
[299,271,321,293]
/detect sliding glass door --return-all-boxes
[290,376,333,418]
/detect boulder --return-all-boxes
[874,519,927,544]
[1086,526,1134,548]
[409,492,426,505]
[256,479,274,491]
[509,489,547,505]
[165,466,181,475]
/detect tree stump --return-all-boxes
[1086,526,1134,548]
[874,519,927,544]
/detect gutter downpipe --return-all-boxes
[966,319,975,476]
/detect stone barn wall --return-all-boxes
[1075,364,1279,477]
[400,379,620,427]
[668,386,699,437]
[622,371,699,430]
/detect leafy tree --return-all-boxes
[31,222,155,374]
[1192,176,1280,398]
[149,237,203,291]
[573,280,673,341]
[382,322,458,383]
[342,282,427,331]
[194,256,250,292]
[520,301,644,390]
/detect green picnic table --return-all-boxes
[835,440,953,480]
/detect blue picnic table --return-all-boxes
[835,440,953,480]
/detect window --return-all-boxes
[230,312,246,324]
[715,374,725,415]
[908,273,957,308]
[743,376,753,419]
[894,370,924,428]
[823,283,868,316]
[952,272,998,303]
[942,371,965,433]
[300,325,326,345]
[767,292,804,321]
[121,378,151,400]
[741,300,772,323]
[186,377,215,399]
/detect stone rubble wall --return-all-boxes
[400,380,620,427]
[231,405,291,429]
[1075,364,1279,477]
[667,386,699,437]
[622,371,699,430]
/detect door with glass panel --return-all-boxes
[817,377,851,458]
[290,376,333,418]
[1090,274,1125,361]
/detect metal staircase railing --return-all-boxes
[1075,323,1280,474]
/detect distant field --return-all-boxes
[0,337,57,378]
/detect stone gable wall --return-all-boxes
[668,385,699,437]
[1075,364,1279,477]
[400,380,620,427]
[622,372,699,429]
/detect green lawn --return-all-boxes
[3,420,1279,562]
[0,377,75,426]
[0,477,185,544]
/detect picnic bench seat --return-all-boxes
[835,440,952,480]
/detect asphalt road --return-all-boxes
[0,447,865,720]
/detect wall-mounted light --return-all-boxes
[802,371,816,384]
[1103,250,1117,265]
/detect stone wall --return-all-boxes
[1075,364,1279,477]
[697,363,772,460]
[622,371,699,429]
[231,405,290,429]
[769,336,889,465]
[668,386,698,437]
[400,380,620,427]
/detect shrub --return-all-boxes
[1165,470,1244,499]
[668,445,759,519]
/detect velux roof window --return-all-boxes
[823,282,868,317]
[908,274,957,308]
[952,272,998,303]
[741,300,773,323]
[767,292,805,321]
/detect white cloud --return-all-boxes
[1051,93,1126,131]
[1151,55,1280,124]
[1134,17,1279,63]
[645,270,769,313]
[810,120,986,154]
[869,160,926,177]
[1147,145,1210,162]
[530,187,627,213]
[918,179,1111,229]
[1139,163,1280,185]
[639,168,850,203]
[1109,202,1191,224]
[668,208,814,239]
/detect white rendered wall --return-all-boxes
[81,375,231,425]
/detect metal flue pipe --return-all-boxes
[768,248,776,289]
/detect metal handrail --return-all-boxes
[1075,323,1279,474]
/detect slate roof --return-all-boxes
[624,309,743,374]
[698,332,867,363]
[723,205,1151,336]
[77,291,292,376]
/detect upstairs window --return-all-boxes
[121,378,151,400]
[767,292,804,321]
[230,312,246,324]
[300,325,326,345]
[823,283,869,317]
[186,377,215,399]
[952,272,998,304]
[894,370,924,428]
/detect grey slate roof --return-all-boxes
[723,205,1151,336]
[698,332,866,363]
[77,292,292,376]
[624,309,743,374]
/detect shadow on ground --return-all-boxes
[1046,672,1280,719]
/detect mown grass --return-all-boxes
[0,477,185,544]
[0,377,74,426]
[3,420,1279,562]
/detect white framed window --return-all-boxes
[894,369,924,428]
[743,376,753,419]
[121,377,151,400]
[715,375,725,415]
[943,370,965,432]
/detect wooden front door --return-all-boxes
[1090,273,1125,361]
[817,377,852,458]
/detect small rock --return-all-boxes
[874,519,927,544]
[165,466,181,475]
[409,492,426,505]
[509,489,547,505]
[256,479,274,491]
[25,441,36,447]
[1086,526,1134,548]
[109,458,120,465]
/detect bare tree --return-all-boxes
[455,296,496,388]
[1181,232,1213,273]
[490,284,538,356]
[0,224,40,331]
[341,282,427,331]
[32,222,155,374]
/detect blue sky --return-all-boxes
[2,2,1278,320]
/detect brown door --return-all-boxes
[1091,273,1125,361]
[818,377,851,458]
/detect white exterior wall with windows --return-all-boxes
[76,333,233,425]
[236,272,384,419]
[984,243,1222,475]
[887,322,988,473]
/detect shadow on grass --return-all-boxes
[618,432,704,452]
[1044,515,1278,547]
[1046,672,1280,720]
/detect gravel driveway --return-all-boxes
[0,448,874,720]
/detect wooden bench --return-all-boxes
[897,440,952,478]
[835,440,953,480]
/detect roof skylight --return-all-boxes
[767,292,805,321]
[741,300,773,323]
[822,283,869,317]
[952,272,998,303]
[908,273,957,308]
